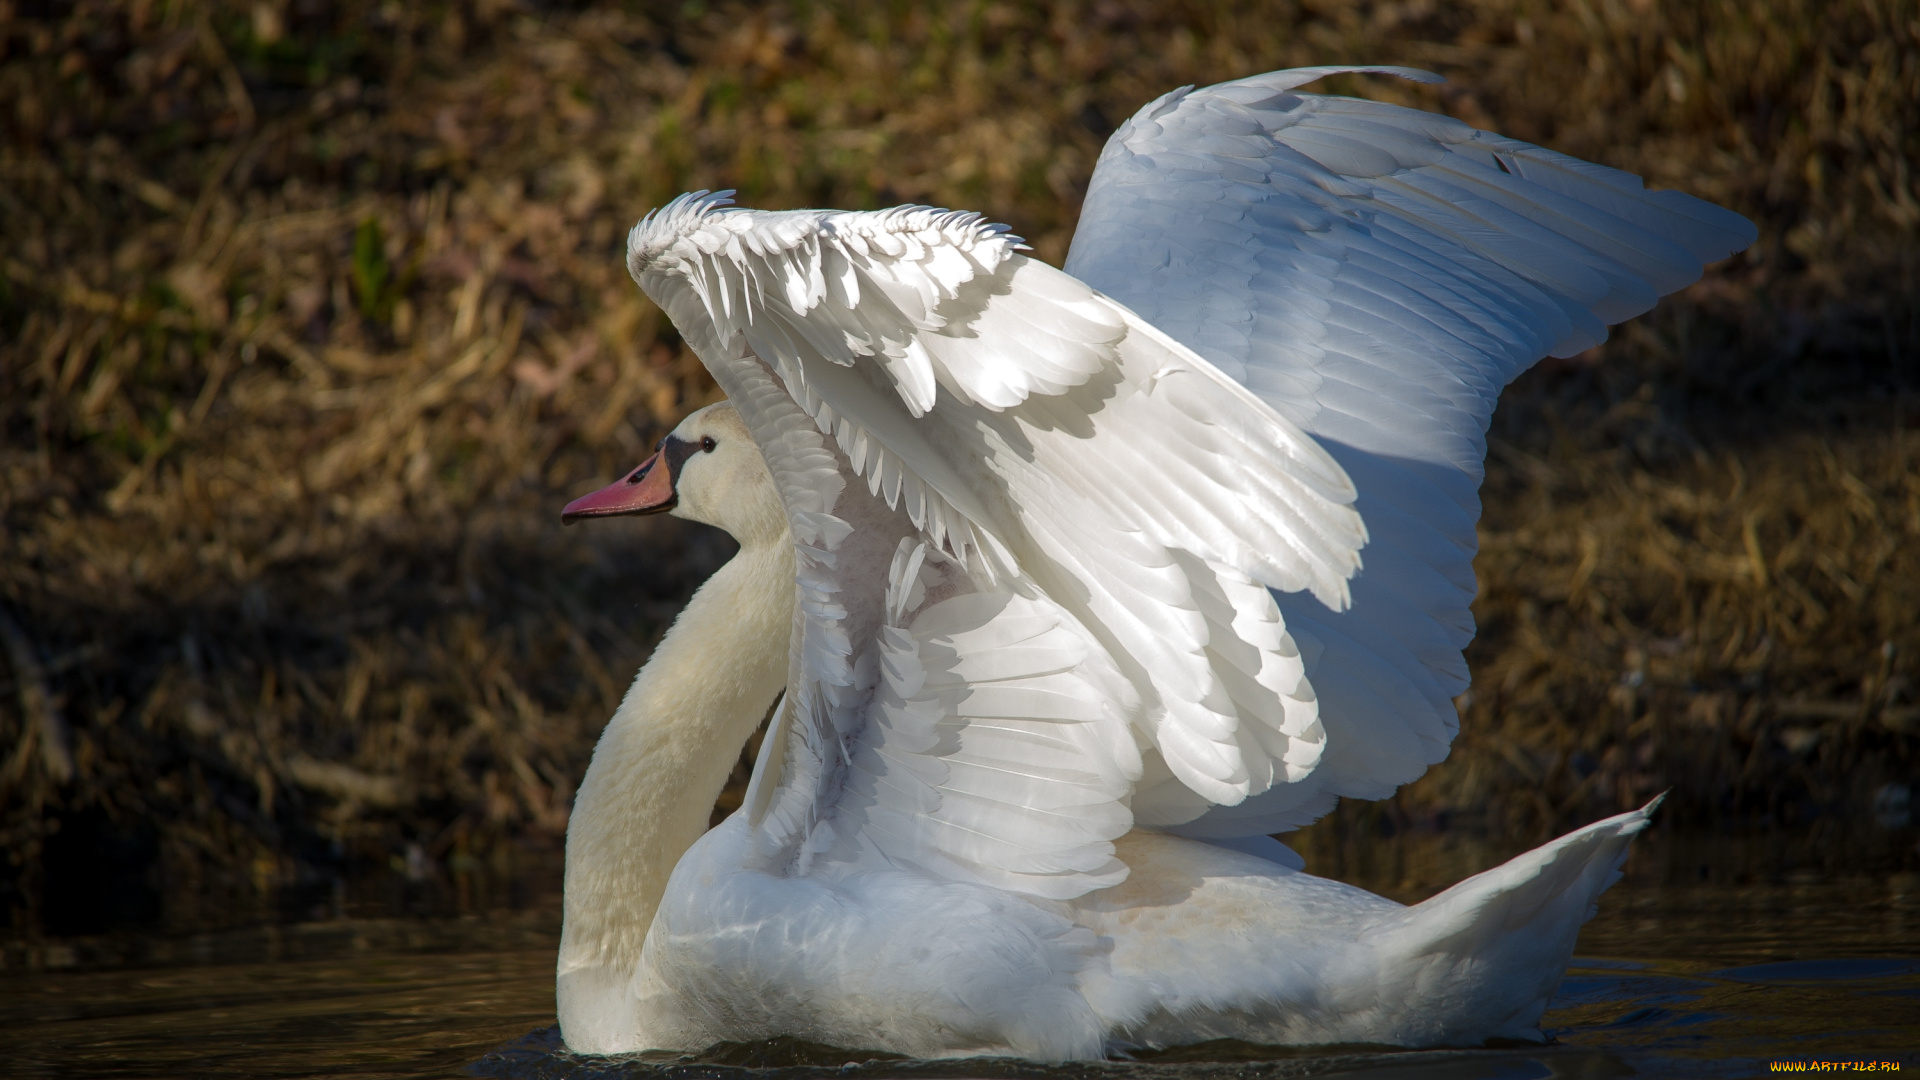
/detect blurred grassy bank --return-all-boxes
[3,0,1916,934]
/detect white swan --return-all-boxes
[555,66,1754,1060]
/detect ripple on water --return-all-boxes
[471,1027,1635,1080]
[1710,958,1920,983]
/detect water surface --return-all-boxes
[7,825,1917,1079]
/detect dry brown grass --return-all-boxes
[2,0,1916,931]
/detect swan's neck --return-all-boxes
[558,538,793,979]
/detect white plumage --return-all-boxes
[1064,65,1753,835]
[637,194,1368,844]
[554,66,1753,1060]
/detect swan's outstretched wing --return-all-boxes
[627,196,1366,897]
[1064,66,1757,834]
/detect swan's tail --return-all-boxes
[1367,795,1661,1046]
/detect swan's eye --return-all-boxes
[700,436,717,453]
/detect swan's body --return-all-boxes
[560,474,1656,1056]
[557,65,1753,1059]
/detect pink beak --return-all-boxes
[562,450,677,524]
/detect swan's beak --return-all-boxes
[561,451,677,524]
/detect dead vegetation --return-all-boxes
[2,0,1916,932]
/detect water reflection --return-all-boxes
[5,824,1917,1079]
[4,931,557,1080]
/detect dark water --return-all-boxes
[6,825,1918,1080]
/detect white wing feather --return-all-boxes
[717,349,1141,900]
[1064,66,1756,834]
[632,195,1368,897]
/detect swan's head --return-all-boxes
[561,401,786,547]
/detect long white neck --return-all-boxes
[557,536,793,986]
